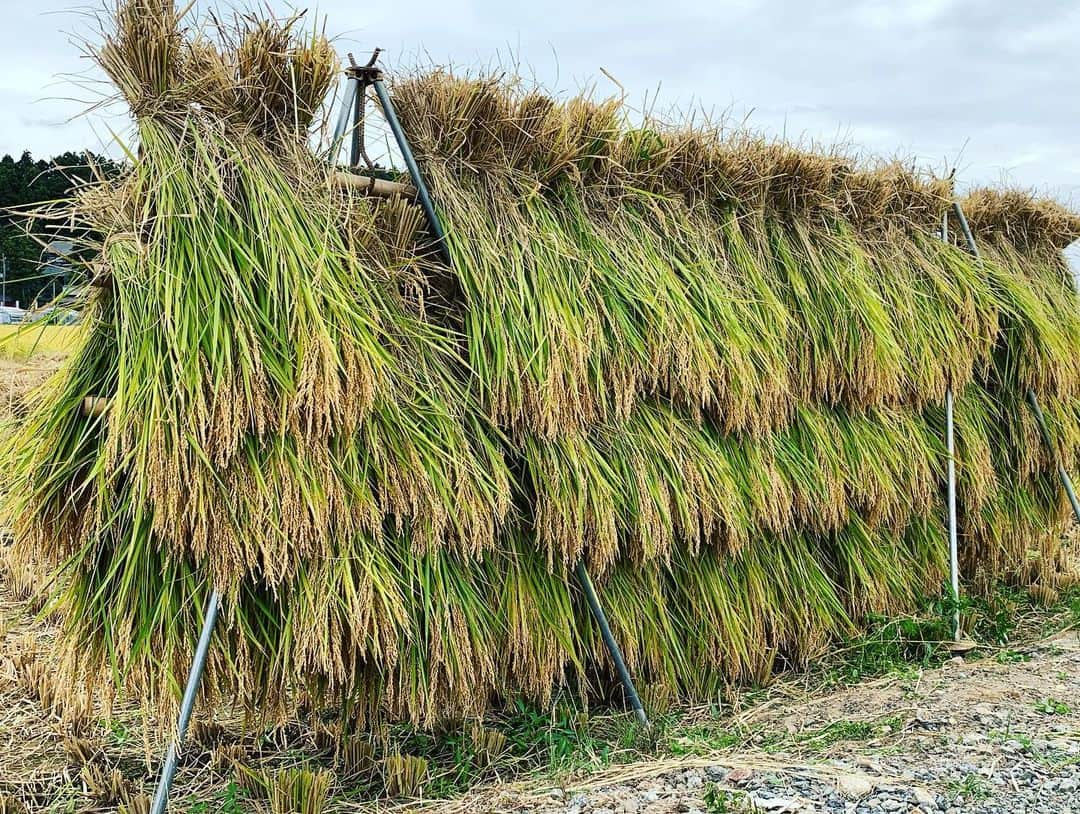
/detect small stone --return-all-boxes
[727,767,754,784]
[620,799,640,814]
[751,796,801,812]
[835,774,875,799]
[547,788,564,800]
[911,787,936,808]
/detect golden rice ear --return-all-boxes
[638,681,677,717]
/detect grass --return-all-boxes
[947,773,992,803]
[792,718,902,749]
[823,582,1080,685]
[704,785,757,813]
[1034,698,1072,716]
[184,782,247,814]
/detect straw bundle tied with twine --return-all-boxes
[3,0,1080,730]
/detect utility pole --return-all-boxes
[2,256,6,306]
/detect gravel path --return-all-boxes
[459,631,1080,814]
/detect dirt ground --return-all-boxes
[0,353,64,425]
[422,630,1080,814]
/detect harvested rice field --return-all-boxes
[0,326,81,361]
[1,0,1079,812]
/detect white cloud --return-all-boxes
[3,0,1078,202]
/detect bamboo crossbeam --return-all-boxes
[333,171,416,200]
[82,396,112,417]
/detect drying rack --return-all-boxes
[139,53,1080,810]
[147,51,646,814]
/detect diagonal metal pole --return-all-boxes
[1027,391,1080,521]
[368,74,452,267]
[365,60,648,728]
[330,76,359,162]
[574,561,649,727]
[952,201,1080,524]
[149,590,220,814]
[941,212,962,641]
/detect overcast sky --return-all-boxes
[2,0,1079,205]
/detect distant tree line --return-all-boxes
[0,150,123,306]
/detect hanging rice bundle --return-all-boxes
[3,0,1080,731]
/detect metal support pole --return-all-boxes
[365,61,647,725]
[575,561,649,728]
[330,77,359,160]
[945,388,961,640]
[149,590,221,814]
[951,202,980,261]
[350,78,363,169]
[953,201,1080,525]
[941,212,961,641]
[1027,391,1080,523]
[369,77,452,266]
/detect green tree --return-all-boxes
[0,149,123,304]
